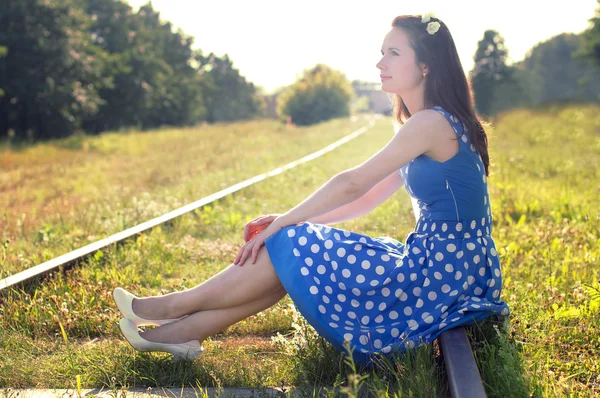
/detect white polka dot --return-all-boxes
[325,286,333,294]
[337,294,347,302]
[423,277,431,287]
[408,320,418,330]
[324,252,330,261]
[379,302,386,311]
[299,236,307,246]
[348,311,356,319]
[381,254,390,261]
[374,314,384,323]
[301,267,309,276]
[351,299,359,307]
[361,260,371,270]
[356,274,365,283]
[412,247,421,254]
[338,282,346,290]
[397,273,405,282]
[456,223,463,231]
[474,287,483,295]
[343,230,351,237]
[293,248,300,256]
[490,248,497,256]
[428,291,437,300]
[359,335,369,344]
[311,244,320,253]
[441,284,451,293]
[352,288,360,296]
[404,306,413,316]
[334,304,342,312]
[449,290,458,296]
[410,273,417,281]
[304,258,313,266]
[334,232,341,240]
[415,298,424,308]
[434,271,443,280]
[445,264,454,272]
[374,339,382,349]
[473,255,480,264]
[435,252,444,261]
[457,251,464,259]
[317,265,326,274]
[361,316,370,325]
[493,289,500,298]
[323,295,330,304]
[343,333,353,341]
[375,266,385,275]
[329,322,338,328]
[391,328,400,337]
[287,229,296,238]
[310,286,318,294]
[466,243,476,250]
[367,249,376,256]
[446,243,456,252]
[479,267,486,276]
[347,255,357,264]
[494,268,500,277]
[337,248,346,257]
[342,269,351,278]
[389,311,398,320]
[331,261,338,270]
[413,287,421,296]
[382,288,390,297]
[423,315,434,324]
[467,275,475,285]
[455,271,463,280]
[370,280,379,286]
[324,240,333,249]
[364,301,374,310]
[318,305,326,314]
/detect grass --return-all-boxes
[1,104,599,396]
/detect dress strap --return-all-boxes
[430,105,467,141]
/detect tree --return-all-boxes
[576,0,600,68]
[277,64,353,126]
[0,0,112,141]
[470,30,513,117]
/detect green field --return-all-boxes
[0,106,599,396]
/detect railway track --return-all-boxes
[0,116,487,397]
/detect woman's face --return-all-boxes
[376,27,428,94]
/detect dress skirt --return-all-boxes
[264,216,511,366]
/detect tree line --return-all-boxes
[0,0,264,141]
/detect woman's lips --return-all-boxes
[380,76,391,81]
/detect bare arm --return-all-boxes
[307,170,405,225]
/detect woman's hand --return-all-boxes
[235,216,285,266]
[243,214,281,242]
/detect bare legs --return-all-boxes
[139,286,288,344]
[129,245,289,344]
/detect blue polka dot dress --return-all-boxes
[264,105,510,366]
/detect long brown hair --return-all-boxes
[390,15,492,176]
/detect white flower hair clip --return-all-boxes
[421,12,441,35]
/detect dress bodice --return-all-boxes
[398,106,492,225]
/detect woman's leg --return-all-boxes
[138,285,289,344]
[132,245,284,320]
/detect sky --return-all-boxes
[127,0,598,94]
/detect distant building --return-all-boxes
[352,81,393,115]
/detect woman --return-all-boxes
[113,13,510,365]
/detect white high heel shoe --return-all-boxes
[112,287,186,327]
[118,318,204,361]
